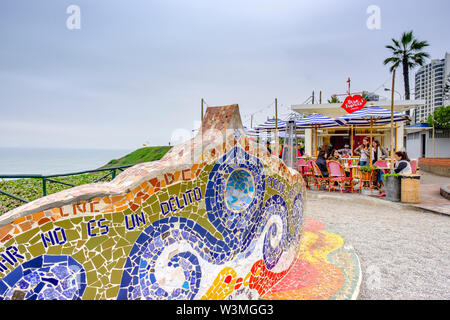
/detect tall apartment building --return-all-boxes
[414,52,450,123]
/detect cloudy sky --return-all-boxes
[0,0,448,149]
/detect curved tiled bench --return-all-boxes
[0,104,360,300]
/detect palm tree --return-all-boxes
[361,91,369,101]
[327,95,341,103]
[383,31,430,100]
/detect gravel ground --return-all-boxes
[305,194,450,300]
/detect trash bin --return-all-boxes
[385,175,401,202]
[401,174,421,204]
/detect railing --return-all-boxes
[0,165,134,203]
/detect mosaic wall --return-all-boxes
[0,105,307,300]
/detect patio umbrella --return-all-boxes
[253,119,287,156]
[336,106,410,165]
[245,129,304,139]
[253,119,287,131]
[295,113,343,157]
[244,127,273,139]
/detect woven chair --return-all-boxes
[410,160,418,174]
[374,160,388,173]
[311,161,329,191]
[327,160,353,193]
[298,158,306,173]
[374,160,389,189]
[303,160,315,188]
[358,167,375,195]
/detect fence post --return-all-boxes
[112,169,116,179]
[42,177,47,196]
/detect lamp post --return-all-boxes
[384,87,402,100]
[389,70,396,172]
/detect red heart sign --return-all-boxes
[341,95,367,113]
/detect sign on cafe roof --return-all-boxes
[340,95,367,114]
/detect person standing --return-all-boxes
[354,137,370,166]
[372,139,388,164]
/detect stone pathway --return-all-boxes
[412,171,450,216]
[306,191,450,300]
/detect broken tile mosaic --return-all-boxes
[0,104,360,300]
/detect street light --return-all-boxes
[384,87,402,100]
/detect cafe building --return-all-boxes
[291,99,425,157]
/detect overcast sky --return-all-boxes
[0,0,448,149]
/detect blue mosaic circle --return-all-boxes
[225,169,255,211]
[205,147,266,251]
[0,255,86,300]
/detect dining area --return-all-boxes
[250,105,421,200]
[297,153,418,196]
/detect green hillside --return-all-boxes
[102,146,172,168]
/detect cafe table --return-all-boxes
[298,163,312,187]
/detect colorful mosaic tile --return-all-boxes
[0,105,359,300]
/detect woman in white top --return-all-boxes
[354,137,370,166]
[394,151,412,174]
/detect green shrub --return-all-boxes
[360,166,376,172]
[383,173,401,178]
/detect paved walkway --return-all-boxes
[305,191,450,300]
[412,171,450,215]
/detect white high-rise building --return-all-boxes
[413,53,450,123]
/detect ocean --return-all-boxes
[0,147,133,175]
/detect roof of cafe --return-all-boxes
[291,99,425,118]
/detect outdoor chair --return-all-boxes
[298,158,307,173]
[302,160,315,188]
[374,160,389,174]
[327,160,353,193]
[357,167,376,195]
[311,161,329,191]
[410,160,418,173]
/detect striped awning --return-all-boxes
[253,119,287,131]
[295,113,342,129]
[336,106,410,125]
[244,127,273,138]
[244,127,304,139]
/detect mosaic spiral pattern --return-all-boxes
[118,217,221,300]
[262,195,289,270]
[119,147,270,300]
[291,193,304,236]
[0,255,86,300]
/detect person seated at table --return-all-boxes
[328,149,342,163]
[394,151,412,174]
[266,141,272,155]
[315,150,329,177]
[328,148,352,178]
[372,139,388,165]
[354,137,370,166]
[338,144,352,156]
